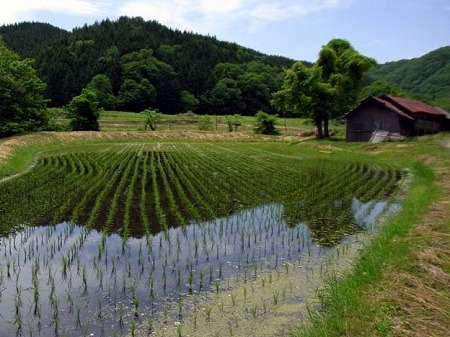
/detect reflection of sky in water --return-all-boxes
[352,198,400,230]
[0,199,399,337]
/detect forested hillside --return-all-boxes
[0,22,67,58]
[364,46,450,109]
[0,17,296,115]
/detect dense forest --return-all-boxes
[0,17,296,115]
[1,17,449,116]
[363,46,450,110]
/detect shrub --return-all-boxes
[142,108,161,131]
[226,114,242,132]
[68,89,100,131]
[254,110,278,135]
[198,115,213,131]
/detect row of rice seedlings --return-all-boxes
[0,156,71,229]
[68,148,134,226]
[164,149,216,219]
[0,223,91,336]
[177,145,384,247]
[182,144,273,208]
[354,167,405,231]
[149,150,168,231]
[139,150,152,240]
[350,165,400,222]
[208,143,305,177]
[122,147,148,244]
[174,144,237,215]
[191,143,293,205]
[1,147,143,336]
[160,150,202,221]
[156,150,188,227]
[103,148,140,239]
[42,150,119,226]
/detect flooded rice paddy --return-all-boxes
[0,142,405,336]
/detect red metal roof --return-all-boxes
[372,96,414,120]
[344,95,448,121]
[381,94,446,116]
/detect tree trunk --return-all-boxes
[315,118,324,139]
[324,117,329,138]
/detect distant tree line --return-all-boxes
[0,17,296,116]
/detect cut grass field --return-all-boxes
[0,124,449,336]
[50,108,344,137]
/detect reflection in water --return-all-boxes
[284,197,400,247]
[352,198,401,230]
[0,199,399,337]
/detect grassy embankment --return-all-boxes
[291,135,450,337]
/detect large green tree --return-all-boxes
[68,89,100,131]
[273,39,375,138]
[0,39,48,137]
[86,74,117,110]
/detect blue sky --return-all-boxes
[1,0,449,63]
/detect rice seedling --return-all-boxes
[204,306,212,322]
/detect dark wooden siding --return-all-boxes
[346,102,403,142]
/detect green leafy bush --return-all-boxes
[68,89,100,131]
[254,111,278,135]
[198,115,213,131]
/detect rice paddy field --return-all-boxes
[0,134,410,337]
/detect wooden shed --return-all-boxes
[345,94,449,142]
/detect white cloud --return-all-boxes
[116,0,353,36]
[117,0,246,35]
[0,0,105,24]
[0,0,354,36]
[250,0,353,21]
[119,2,174,24]
[198,0,243,13]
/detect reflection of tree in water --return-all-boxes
[283,198,362,248]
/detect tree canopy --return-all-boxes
[68,89,100,131]
[272,39,376,138]
[0,18,296,115]
[0,39,48,137]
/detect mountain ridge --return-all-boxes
[364,46,450,110]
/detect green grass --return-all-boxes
[0,142,49,178]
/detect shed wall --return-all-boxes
[346,103,403,142]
